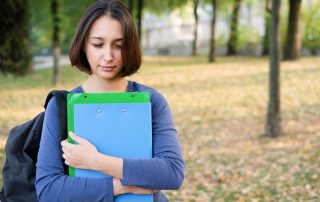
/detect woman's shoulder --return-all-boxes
[46,86,82,110]
[130,81,167,105]
[70,85,83,93]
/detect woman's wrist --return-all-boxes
[91,152,103,171]
[113,178,130,196]
[92,152,124,179]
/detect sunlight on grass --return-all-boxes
[0,56,319,201]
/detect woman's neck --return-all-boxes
[82,75,128,93]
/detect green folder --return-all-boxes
[67,92,153,202]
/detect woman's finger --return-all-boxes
[69,131,86,144]
[61,139,68,147]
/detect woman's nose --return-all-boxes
[103,47,113,61]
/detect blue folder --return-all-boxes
[67,92,153,202]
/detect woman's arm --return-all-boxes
[61,133,157,195]
[113,178,158,195]
[61,132,124,180]
[37,98,155,201]
[61,91,185,190]
[36,98,114,201]
[121,91,185,190]
[62,132,158,194]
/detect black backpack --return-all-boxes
[0,90,69,202]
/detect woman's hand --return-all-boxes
[62,132,124,179]
[61,132,98,170]
[113,178,157,196]
[129,186,158,195]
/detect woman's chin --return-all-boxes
[97,73,121,81]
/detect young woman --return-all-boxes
[35,0,184,201]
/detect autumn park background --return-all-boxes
[0,0,319,201]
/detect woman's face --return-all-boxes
[84,15,124,81]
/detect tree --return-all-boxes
[226,0,242,56]
[283,0,302,60]
[28,0,93,55]
[137,0,144,41]
[192,0,200,56]
[51,0,61,86]
[0,0,32,76]
[208,0,217,62]
[122,0,134,14]
[60,0,93,53]
[261,0,271,56]
[265,0,281,137]
[144,0,188,15]
[137,0,188,53]
[128,0,134,13]
[302,1,320,55]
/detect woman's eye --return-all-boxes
[92,44,103,48]
[114,44,122,49]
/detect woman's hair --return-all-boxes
[69,0,141,77]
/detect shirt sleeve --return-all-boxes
[35,97,114,202]
[122,91,185,190]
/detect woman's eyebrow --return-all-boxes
[89,37,123,42]
[114,38,123,42]
[89,36,103,40]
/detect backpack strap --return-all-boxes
[44,90,69,174]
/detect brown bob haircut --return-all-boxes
[69,0,141,77]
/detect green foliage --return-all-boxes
[28,0,93,55]
[216,33,228,49]
[301,2,320,54]
[0,0,32,76]
[279,2,289,49]
[60,0,94,53]
[145,0,189,16]
[29,0,51,54]
[209,0,234,20]
[237,25,261,49]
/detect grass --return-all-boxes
[0,55,319,201]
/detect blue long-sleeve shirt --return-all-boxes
[36,81,185,202]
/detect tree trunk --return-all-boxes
[262,0,271,56]
[192,0,199,56]
[265,0,281,137]
[226,0,241,56]
[283,0,302,61]
[209,0,217,62]
[310,48,317,55]
[51,0,60,86]
[128,0,134,14]
[0,0,32,76]
[137,0,143,42]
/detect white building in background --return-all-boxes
[141,2,265,56]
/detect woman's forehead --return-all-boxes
[87,15,123,39]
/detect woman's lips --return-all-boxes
[100,65,115,72]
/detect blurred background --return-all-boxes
[0,0,319,201]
